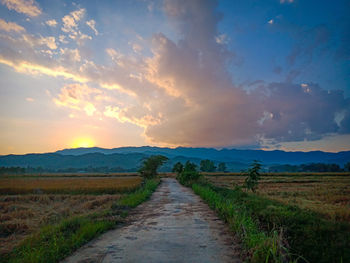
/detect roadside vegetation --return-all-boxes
[0,155,167,263]
[174,161,350,263]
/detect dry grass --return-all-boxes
[206,175,350,222]
[0,193,121,255]
[2,172,139,178]
[0,176,142,194]
[0,175,143,255]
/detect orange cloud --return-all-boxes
[0,57,88,82]
[53,83,101,116]
[0,18,25,32]
[1,0,41,17]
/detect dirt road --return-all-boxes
[62,178,241,263]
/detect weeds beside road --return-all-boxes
[183,176,350,263]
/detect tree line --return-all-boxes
[269,162,350,173]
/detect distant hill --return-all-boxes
[55,146,350,165]
[0,146,349,172]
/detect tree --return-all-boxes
[217,162,227,172]
[184,161,197,172]
[177,161,201,184]
[345,162,350,172]
[200,159,216,172]
[172,162,184,174]
[139,155,168,178]
[244,160,262,192]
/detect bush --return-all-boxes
[138,155,168,178]
[177,161,201,185]
[243,160,261,192]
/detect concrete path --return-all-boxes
[62,178,241,263]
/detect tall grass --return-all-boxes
[1,178,160,263]
[192,183,288,262]
[191,180,350,263]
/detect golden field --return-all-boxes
[206,174,350,222]
[0,175,143,254]
[0,176,142,194]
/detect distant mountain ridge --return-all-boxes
[0,146,349,172]
[55,146,350,165]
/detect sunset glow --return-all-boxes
[71,137,95,149]
[0,0,349,154]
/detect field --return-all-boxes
[0,176,142,194]
[194,173,350,262]
[206,174,350,222]
[0,175,144,259]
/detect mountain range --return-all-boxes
[0,146,349,172]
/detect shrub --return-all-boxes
[172,162,184,174]
[138,155,168,178]
[243,160,261,192]
[177,161,201,185]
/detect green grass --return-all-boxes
[192,183,288,263]
[116,179,160,208]
[190,179,350,263]
[1,178,160,263]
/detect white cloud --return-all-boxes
[86,19,98,35]
[59,35,68,44]
[61,8,85,33]
[0,18,25,32]
[280,0,294,3]
[1,0,41,17]
[215,34,228,44]
[45,19,57,27]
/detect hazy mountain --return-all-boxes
[55,146,350,165]
[0,146,349,172]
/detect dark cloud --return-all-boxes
[140,0,350,147]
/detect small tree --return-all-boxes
[344,162,350,172]
[172,162,184,174]
[139,155,168,178]
[200,159,216,172]
[177,161,201,185]
[217,162,227,172]
[244,160,262,192]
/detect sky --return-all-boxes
[0,0,349,154]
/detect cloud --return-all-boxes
[0,0,349,149]
[1,0,41,17]
[53,83,101,116]
[86,19,98,35]
[23,35,57,49]
[0,18,25,32]
[280,0,294,3]
[62,8,85,33]
[215,34,228,44]
[60,8,93,46]
[60,48,81,63]
[45,19,57,27]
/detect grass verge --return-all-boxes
[1,178,160,263]
[190,180,350,263]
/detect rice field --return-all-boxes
[206,174,350,222]
[0,175,143,256]
[0,176,142,194]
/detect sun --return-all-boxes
[71,137,95,148]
